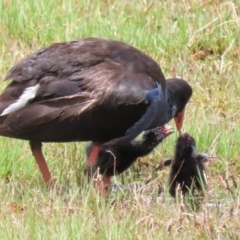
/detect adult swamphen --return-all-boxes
[0,38,192,193]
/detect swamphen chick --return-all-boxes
[85,125,173,189]
[168,133,214,197]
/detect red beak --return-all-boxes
[174,108,185,131]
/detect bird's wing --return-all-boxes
[2,38,165,113]
[0,38,166,141]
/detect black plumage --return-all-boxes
[0,39,191,143]
[85,125,173,177]
[0,38,192,193]
[169,133,207,197]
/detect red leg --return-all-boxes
[102,175,111,192]
[29,141,51,184]
[86,144,110,197]
[93,175,111,198]
[86,144,101,168]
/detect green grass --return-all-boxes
[0,0,240,239]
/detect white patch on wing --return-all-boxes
[1,84,40,116]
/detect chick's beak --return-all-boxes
[174,108,185,132]
[205,156,219,163]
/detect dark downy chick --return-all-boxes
[168,133,216,197]
[85,125,173,177]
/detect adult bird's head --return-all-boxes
[166,78,192,132]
